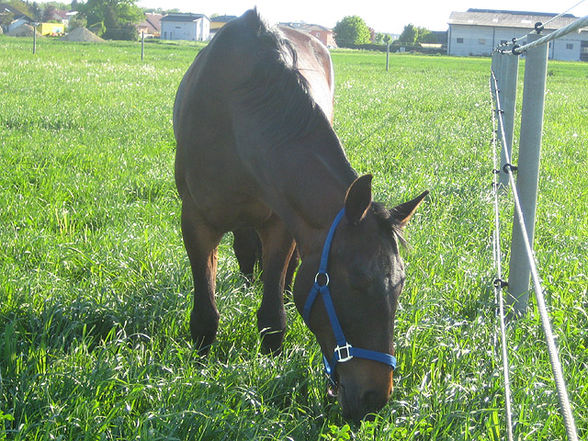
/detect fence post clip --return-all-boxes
[502,163,518,174]
[493,278,509,288]
[534,22,544,34]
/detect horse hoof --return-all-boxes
[259,328,285,355]
[190,312,218,355]
[191,333,216,356]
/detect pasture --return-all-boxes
[0,35,586,440]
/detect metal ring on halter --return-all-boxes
[314,272,330,286]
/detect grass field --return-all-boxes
[0,35,586,440]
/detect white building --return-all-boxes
[448,9,588,61]
[161,13,210,41]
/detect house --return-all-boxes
[1,3,29,31]
[280,22,337,48]
[448,9,588,61]
[137,13,162,38]
[8,17,32,33]
[210,15,236,38]
[160,13,210,41]
[2,3,34,33]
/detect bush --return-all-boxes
[102,23,138,41]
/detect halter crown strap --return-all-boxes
[318,208,346,274]
[302,207,397,386]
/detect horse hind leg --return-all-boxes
[232,227,262,281]
[256,215,295,354]
[284,246,300,292]
[233,227,298,289]
[181,196,223,355]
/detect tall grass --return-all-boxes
[0,36,586,440]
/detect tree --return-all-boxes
[77,0,143,39]
[398,24,417,43]
[374,33,392,45]
[418,28,438,44]
[42,5,58,22]
[333,16,371,47]
[67,12,87,30]
[399,23,437,44]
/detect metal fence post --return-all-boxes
[141,31,145,61]
[33,23,38,54]
[499,55,519,189]
[507,33,549,316]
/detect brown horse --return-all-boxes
[174,9,427,422]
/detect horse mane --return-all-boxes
[233,10,326,146]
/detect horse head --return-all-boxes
[294,174,428,422]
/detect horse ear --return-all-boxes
[391,190,429,228]
[345,174,373,225]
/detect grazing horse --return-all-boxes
[173,9,427,422]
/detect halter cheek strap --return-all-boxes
[302,208,397,386]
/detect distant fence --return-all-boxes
[489,12,587,441]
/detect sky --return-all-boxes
[133,0,588,34]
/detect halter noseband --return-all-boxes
[302,208,397,386]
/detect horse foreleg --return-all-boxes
[181,196,223,355]
[256,215,295,354]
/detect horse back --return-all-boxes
[173,9,336,229]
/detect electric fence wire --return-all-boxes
[490,70,579,441]
[494,0,588,53]
[510,15,588,54]
[489,75,515,441]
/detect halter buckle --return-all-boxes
[334,343,353,363]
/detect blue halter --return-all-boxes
[302,208,397,386]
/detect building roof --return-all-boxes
[161,13,208,23]
[448,9,582,30]
[139,13,162,33]
[280,22,332,33]
[211,15,236,23]
[0,3,33,20]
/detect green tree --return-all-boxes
[399,24,437,44]
[77,0,142,39]
[417,27,438,43]
[399,24,417,43]
[67,12,87,31]
[333,16,371,47]
[374,33,392,45]
[42,5,58,22]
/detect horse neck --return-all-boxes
[257,125,357,257]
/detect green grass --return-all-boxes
[0,36,586,440]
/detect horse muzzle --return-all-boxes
[337,363,393,423]
[338,380,392,423]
